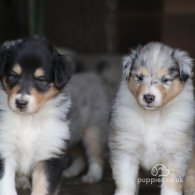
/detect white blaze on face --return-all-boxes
[138,83,163,109]
[9,93,36,114]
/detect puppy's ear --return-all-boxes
[172,49,193,81]
[0,39,23,76]
[123,46,141,80]
[53,51,75,89]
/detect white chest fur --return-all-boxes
[111,80,194,170]
[0,93,70,175]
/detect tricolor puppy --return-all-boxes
[0,37,73,195]
[109,42,195,195]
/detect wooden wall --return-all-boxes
[162,0,195,58]
[0,0,195,58]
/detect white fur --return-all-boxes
[9,93,36,114]
[110,79,194,195]
[0,87,71,194]
[63,157,85,178]
[110,43,195,195]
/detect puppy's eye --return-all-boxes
[161,77,172,85]
[35,77,48,86]
[7,73,18,84]
[135,74,144,82]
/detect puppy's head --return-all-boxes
[123,42,193,110]
[0,37,73,114]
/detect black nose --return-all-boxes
[15,99,28,109]
[143,94,155,104]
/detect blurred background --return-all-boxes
[1,1,194,194]
[0,0,195,54]
[1,0,195,89]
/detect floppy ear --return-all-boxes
[0,39,23,77]
[122,45,141,80]
[172,49,193,81]
[53,51,75,89]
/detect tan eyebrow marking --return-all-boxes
[158,68,168,78]
[13,64,22,75]
[34,68,45,78]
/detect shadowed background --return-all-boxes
[0,0,194,194]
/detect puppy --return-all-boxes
[63,73,109,183]
[109,42,195,195]
[0,37,73,195]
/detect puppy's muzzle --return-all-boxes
[143,94,155,104]
[15,99,28,110]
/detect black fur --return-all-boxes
[44,157,65,195]
[169,65,180,80]
[0,36,74,93]
[171,50,192,82]
[0,157,4,179]
[53,52,74,90]
[127,45,142,79]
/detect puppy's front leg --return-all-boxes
[31,162,48,195]
[184,151,195,195]
[0,158,17,195]
[161,160,184,195]
[111,152,139,195]
[31,158,64,195]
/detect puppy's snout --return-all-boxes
[143,94,155,104]
[15,99,28,110]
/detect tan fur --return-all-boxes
[2,78,8,90]
[128,78,145,106]
[13,64,22,75]
[6,85,20,109]
[162,161,183,192]
[34,68,45,78]
[137,66,149,76]
[157,68,168,78]
[163,173,182,192]
[30,84,59,111]
[84,127,104,166]
[31,162,48,195]
[157,68,184,105]
[128,66,184,107]
[128,66,149,100]
[159,79,184,106]
[184,151,195,193]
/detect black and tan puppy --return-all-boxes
[0,37,73,195]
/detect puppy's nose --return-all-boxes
[15,99,28,109]
[143,94,155,104]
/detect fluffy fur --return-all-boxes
[184,151,195,195]
[63,73,109,183]
[109,42,195,195]
[0,37,73,195]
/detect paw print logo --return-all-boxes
[151,164,170,177]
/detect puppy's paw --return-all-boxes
[63,169,77,178]
[81,173,101,183]
[16,176,31,190]
[81,163,103,183]
[63,158,85,178]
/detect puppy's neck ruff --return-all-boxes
[0,87,71,175]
